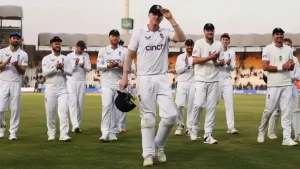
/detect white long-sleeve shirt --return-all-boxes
[42,52,73,91]
[219,48,236,79]
[290,56,300,81]
[66,51,91,81]
[97,45,135,89]
[175,53,194,83]
[0,46,28,82]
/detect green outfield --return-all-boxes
[0,94,300,169]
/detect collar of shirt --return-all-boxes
[6,46,21,53]
[144,24,162,32]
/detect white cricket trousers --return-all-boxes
[192,81,219,137]
[258,86,292,139]
[67,80,86,130]
[137,74,177,158]
[175,81,194,130]
[0,80,21,135]
[44,86,70,137]
[268,85,300,139]
[218,77,235,129]
[101,87,121,135]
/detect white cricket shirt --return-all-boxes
[175,53,194,83]
[0,46,28,82]
[262,43,293,87]
[290,56,300,81]
[219,48,236,79]
[66,51,91,81]
[192,38,223,82]
[97,45,134,89]
[42,52,73,91]
[128,25,175,76]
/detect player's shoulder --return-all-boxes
[177,53,185,58]
[194,38,205,45]
[159,27,174,34]
[66,51,74,56]
[42,54,51,61]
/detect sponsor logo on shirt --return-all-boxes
[145,36,151,40]
[106,59,121,63]
[145,44,164,51]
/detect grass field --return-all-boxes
[0,93,300,169]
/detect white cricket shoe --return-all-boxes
[109,133,118,141]
[9,134,17,141]
[190,131,198,141]
[0,127,5,138]
[175,128,182,136]
[156,148,166,163]
[48,136,55,141]
[282,138,298,146]
[204,136,218,144]
[99,134,109,142]
[257,133,265,143]
[185,130,191,136]
[268,134,278,139]
[227,128,238,134]
[143,156,153,167]
[59,135,71,142]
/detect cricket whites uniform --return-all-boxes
[267,56,300,141]
[97,45,131,141]
[218,48,238,133]
[118,61,136,132]
[42,52,73,141]
[0,47,28,140]
[128,26,177,159]
[67,51,91,132]
[174,52,194,135]
[191,38,223,143]
[257,43,298,146]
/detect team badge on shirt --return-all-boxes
[193,50,197,54]
[160,33,164,39]
[279,56,282,62]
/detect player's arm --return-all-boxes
[292,57,300,80]
[192,41,216,64]
[123,50,136,82]
[97,48,109,71]
[130,60,136,73]
[175,54,188,74]
[262,47,289,72]
[0,50,11,71]
[62,57,73,76]
[42,56,57,77]
[167,17,186,42]
[228,51,236,71]
[14,53,28,75]
[83,54,91,72]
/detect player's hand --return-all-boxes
[117,63,123,69]
[112,62,119,67]
[119,78,128,90]
[11,60,18,66]
[210,51,220,60]
[160,8,173,20]
[75,58,79,66]
[282,61,291,70]
[56,61,63,70]
[4,56,12,65]
[185,55,189,65]
[79,63,84,68]
[225,58,231,65]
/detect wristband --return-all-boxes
[277,65,283,71]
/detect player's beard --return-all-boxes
[11,41,19,48]
[53,47,61,53]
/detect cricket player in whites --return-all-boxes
[257,28,298,146]
[42,36,73,141]
[218,33,238,134]
[67,41,91,133]
[97,29,135,142]
[119,5,186,167]
[190,23,226,144]
[174,39,195,136]
[267,38,300,141]
[117,39,136,133]
[0,32,28,140]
